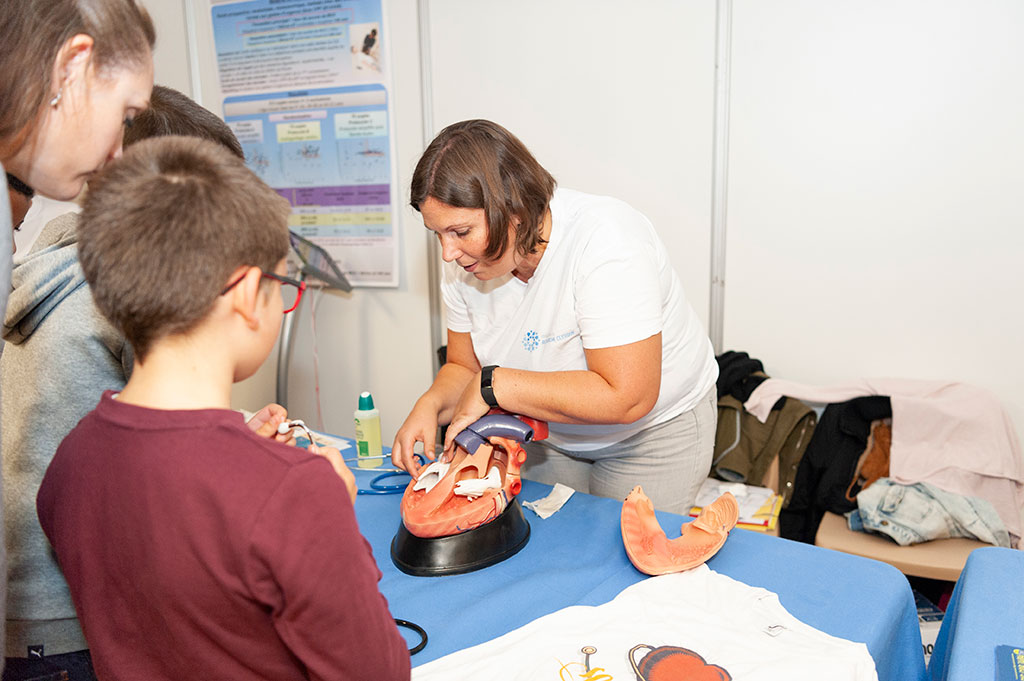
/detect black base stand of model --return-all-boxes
[390,499,531,577]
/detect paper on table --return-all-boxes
[307,429,353,451]
[692,478,776,524]
[522,483,575,519]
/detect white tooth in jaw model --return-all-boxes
[412,461,451,493]
[454,465,502,500]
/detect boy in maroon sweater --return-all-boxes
[37,137,410,681]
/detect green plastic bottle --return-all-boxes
[354,391,383,469]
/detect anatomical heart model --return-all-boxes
[400,413,548,538]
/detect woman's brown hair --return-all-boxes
[0,0,155,153]
[410,119,555,260]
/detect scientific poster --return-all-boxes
[211,0,398,286]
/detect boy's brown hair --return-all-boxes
[124,85,244,159]
[78,135,290,360]
[410,119,556,260]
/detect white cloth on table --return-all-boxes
[412,564,877,681]
[521,482,575,519]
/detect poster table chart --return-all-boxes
[350,468,927,681]
[928,546,1024,681]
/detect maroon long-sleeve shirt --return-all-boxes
[38,392,410,681]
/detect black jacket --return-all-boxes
[778,395,892,543]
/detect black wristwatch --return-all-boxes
[480,365,500,408]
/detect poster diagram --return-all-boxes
[211,0,397,286]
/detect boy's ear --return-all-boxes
[226,266,264,327]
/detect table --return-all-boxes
[928,546,1024,681]
[816,511,988,581]
[351,472,926,681]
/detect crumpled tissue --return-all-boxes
[522,483,575,519]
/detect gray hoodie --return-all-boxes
[1,166,13,670]
[1,212,131,656]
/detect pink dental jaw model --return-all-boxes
[400,413,548,539]
[620,486,740,576]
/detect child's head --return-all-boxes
[124,85,244,159]
[77,135,291,363]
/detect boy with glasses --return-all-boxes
[36,136,410,681]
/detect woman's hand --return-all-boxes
[442,370,491,455]
[392,330,480,476]
[246,403,296,445]
[391,398,442,478]
[310,444,357,505]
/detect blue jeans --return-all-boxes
[848,479,1011,547]
[3,650,96,681]
[521,387,717,514]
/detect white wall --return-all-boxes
[147,1,192,94]
[723,0,1024,434]
[146,0,1024,442]
[424,0,1024,439]
[426,0,717,327]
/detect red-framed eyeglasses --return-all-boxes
[220,270,306,314]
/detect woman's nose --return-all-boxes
[439,237,460,262]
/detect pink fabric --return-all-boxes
[745,378,1024,548]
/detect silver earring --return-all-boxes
[49,87,63,108]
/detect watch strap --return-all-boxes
[480,365,499,408]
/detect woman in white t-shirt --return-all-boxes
[392,120,718,513]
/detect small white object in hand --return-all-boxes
[277,419,315,444]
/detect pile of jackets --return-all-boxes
[712,353,1020,549]
[712,352,816,508]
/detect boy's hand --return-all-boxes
[309,444,357,505]
[247,404,296,445]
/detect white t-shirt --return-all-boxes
[442,188,717,451]
[412,565,878,681]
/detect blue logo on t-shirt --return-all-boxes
[523,329,576,352]
[523,330,540,352]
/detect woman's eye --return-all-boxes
[123,116,135,129]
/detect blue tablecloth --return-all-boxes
[929,546,1024,681]
[351,472,926,681]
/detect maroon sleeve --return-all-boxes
[246,459,410,681]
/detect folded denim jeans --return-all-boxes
[848,479,1010,547]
